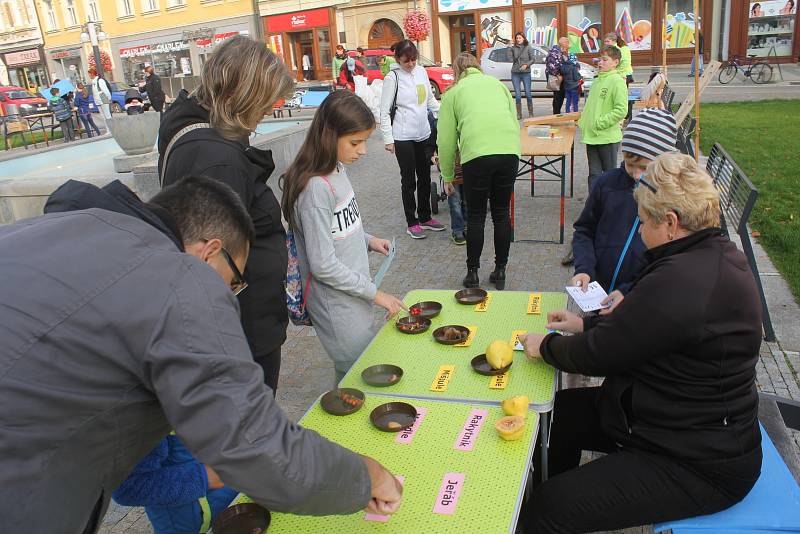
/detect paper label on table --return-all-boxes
[489,372,509,389]
[566,282,610,312]
[373,237,396,288]
[430,365,455,392]
[434,473,465,515]
[365,475,405,522]
[527,293,542,314]
[395,407,428,444]
[511,330,527,351]
[454,326,477,347]
[474,293,492,312]
[453,409,488,451]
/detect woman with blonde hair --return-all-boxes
[437,52,520,289]
[159,35,295,392]
[521,153,762,531]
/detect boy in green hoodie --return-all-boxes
[577,45,627,188]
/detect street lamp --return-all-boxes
[80,21,108,79]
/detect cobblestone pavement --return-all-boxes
[100,121,800,534]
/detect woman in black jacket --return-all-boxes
[158,36,295,393]
[521,153,762,532]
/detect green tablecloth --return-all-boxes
[339,289,567,410]
[234,395,539,533]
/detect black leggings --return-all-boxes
[461,154,519,270]
[394,139,432,227]
[523,387,761,533]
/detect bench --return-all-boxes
[705,143,775,341]
[676,116,696,159]
[653,417,800,533]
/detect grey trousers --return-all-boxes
[586,142,620,190]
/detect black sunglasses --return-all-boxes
[220,247,248,296]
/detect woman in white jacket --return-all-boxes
[379,39,443,239]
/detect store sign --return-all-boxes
[119,40,189,58]
[50,49,81,60]
[438,0,511,13]
[5,49,41,66]
[266,8,329,33]
[196,31,243,48]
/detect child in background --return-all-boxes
[577,44,628,189]
[561,53,583,113]
[571,108,678,310]
[73,84,101,137]
[426,113,466,245]
[113,434,238,534]
[281,90,405,384]
[47,87,75,143]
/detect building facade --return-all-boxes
[0,0,49,89]
[37,0,260,99]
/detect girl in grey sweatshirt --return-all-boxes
[282,91,405,384]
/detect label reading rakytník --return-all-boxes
[453,409,488,451]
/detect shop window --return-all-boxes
[748,0,795,56]
[318,29,332,71]
[64,0,78,26]
[615,0,652,50]
[449,14,475,28]
[524,7,558,48]
[479,11,512,50]
[567,2,602,53]
[86,0,101,21]
[140,0,157,11]
[117,0,133,16]
[665,0,698,48]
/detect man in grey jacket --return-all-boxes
[0,176,402,532]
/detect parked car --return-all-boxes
[0,86,49,116]
[107,81,148,113]
[346,49,455,98]
[480,45,596,97]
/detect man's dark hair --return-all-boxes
[50,87,59,96]
[357,47,364,55]
[147,175,255,257]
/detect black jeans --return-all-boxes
[552,82,565,114]
[523,387,761,533]
[461,154,518,270]
[394,139,432,227]
[254,346,281,396]
[586,143,619,189]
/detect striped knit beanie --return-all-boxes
[621,108,678,160]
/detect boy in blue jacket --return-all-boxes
[48,87,76,143]
[571,108,677,303]
[113,434,238,533]
[561,53,583,113]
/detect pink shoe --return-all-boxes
[407,224,427,239]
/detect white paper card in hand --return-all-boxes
[373,237,396,288]
[565,282,610,312]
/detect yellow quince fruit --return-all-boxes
[486,340,513,370]
[495,415,526,441]
[502,395,529,418]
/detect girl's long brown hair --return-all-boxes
[281,90,375,228]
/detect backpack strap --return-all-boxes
[160,122,211,186]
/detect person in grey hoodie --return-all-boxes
[510,32,535,119]
[282,90,406,384]
[0,175,403,533]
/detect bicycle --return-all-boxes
[718,55,773,84]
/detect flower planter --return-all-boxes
[107,112,160,156]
